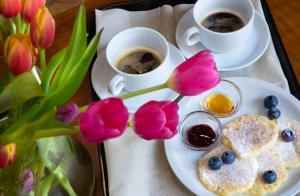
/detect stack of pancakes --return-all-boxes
[198,115,300,196]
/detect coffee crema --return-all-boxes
[201,12,245,33]
[115,47,163,74]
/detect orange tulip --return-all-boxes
[30,7,55,49]
[22,0,45,22]
[0,0,22,18]
[0,143,16,169]
[4,34,34,75]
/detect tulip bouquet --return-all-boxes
[0,0,220,195]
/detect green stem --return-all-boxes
[55,172,77,196]
[8,19,16,34]
[38,173,55,196]
[79,105,88,113]
[15,14,21,34]
[34,158,46,194]
[25,23,30,34]
[120,83,168,100]
[39,48,47,75]
[34,128,79,139]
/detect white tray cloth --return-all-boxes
[94,1,290,195]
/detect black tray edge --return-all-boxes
[261,0,300,99]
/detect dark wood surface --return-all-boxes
[46,0,300,195]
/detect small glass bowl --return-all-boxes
[179,111,222,151]
[200,79,242,118]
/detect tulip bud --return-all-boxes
[20,169,34,194]
[80,98,129,143]
[22,0,45,22]
[30,7,55,49]
[0,143,16,169]
[133,101,179,140]
[56,103,79,124]
[167,50,220,96]
[0,0,22,18]
[4,34,34,75]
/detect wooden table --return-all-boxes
[47,0,300,195]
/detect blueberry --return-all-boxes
[281,129,295,142]
[264,95,278,108]
[140,53,154,63]
[221,151,236,164]
[208,156,222,170]
[267,107,281,119]
[262,170,277,184]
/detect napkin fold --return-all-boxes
[95,1,290,195]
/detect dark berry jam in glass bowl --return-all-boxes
[179,111,222,151]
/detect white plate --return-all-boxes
[176,9,270,71]
[91,43,185,113]
[164,77,300,196]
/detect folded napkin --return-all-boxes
[95,1,290,195]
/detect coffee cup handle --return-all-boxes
[108,75,124,96]
[183,26,201,46]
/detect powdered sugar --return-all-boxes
[198,145,258,193]
[223,115,277,158]
[275,118,300,168]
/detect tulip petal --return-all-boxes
[158,101,179,134]
[56,103,79,124]
[23,0,45,22]
[154,127,174,139]
[167,50,220,96]
[30,7,55,48]
[0,143,16,169]
[21,169,34,193]
[80,98,129,143]
[0,0,22,18]
[133,101,166,140]
[4,34,34,75]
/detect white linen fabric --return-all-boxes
[95,0,291,195]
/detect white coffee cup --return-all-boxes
[106,27,170,96]
[184,0,254,52]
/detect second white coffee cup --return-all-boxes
[106,27,170,95]
[184,0,254,52]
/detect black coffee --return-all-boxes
[202,12,245,33]
[115,47,163,74]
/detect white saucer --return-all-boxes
[176,9,270,71]
[91,43,185,113]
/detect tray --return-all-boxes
[87,1,300,195]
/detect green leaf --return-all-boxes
[0,108,56,143]
[50,5,87,92]
[0,72,44,114]
[42,47,67,93]
[37,31,101,115]
[0,109,55,195]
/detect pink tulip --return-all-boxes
[0,0,22,18]
[20,169,34,193]
[133,101,179,140]
[30,7,55,48]
[0,143,16,169]
[4,34,34,75]
[167,50,220,96]
[56,103,79,124]
[80,98,129,143]
[22,0,45,22]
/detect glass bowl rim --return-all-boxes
[202,79,243,118]
[179,110,223,151]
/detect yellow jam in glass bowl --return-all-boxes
[205,93,234,115]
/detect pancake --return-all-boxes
[275,118,300,169]
[247,148,288,196]
[198,145,258,196]
[223,115,278,158]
